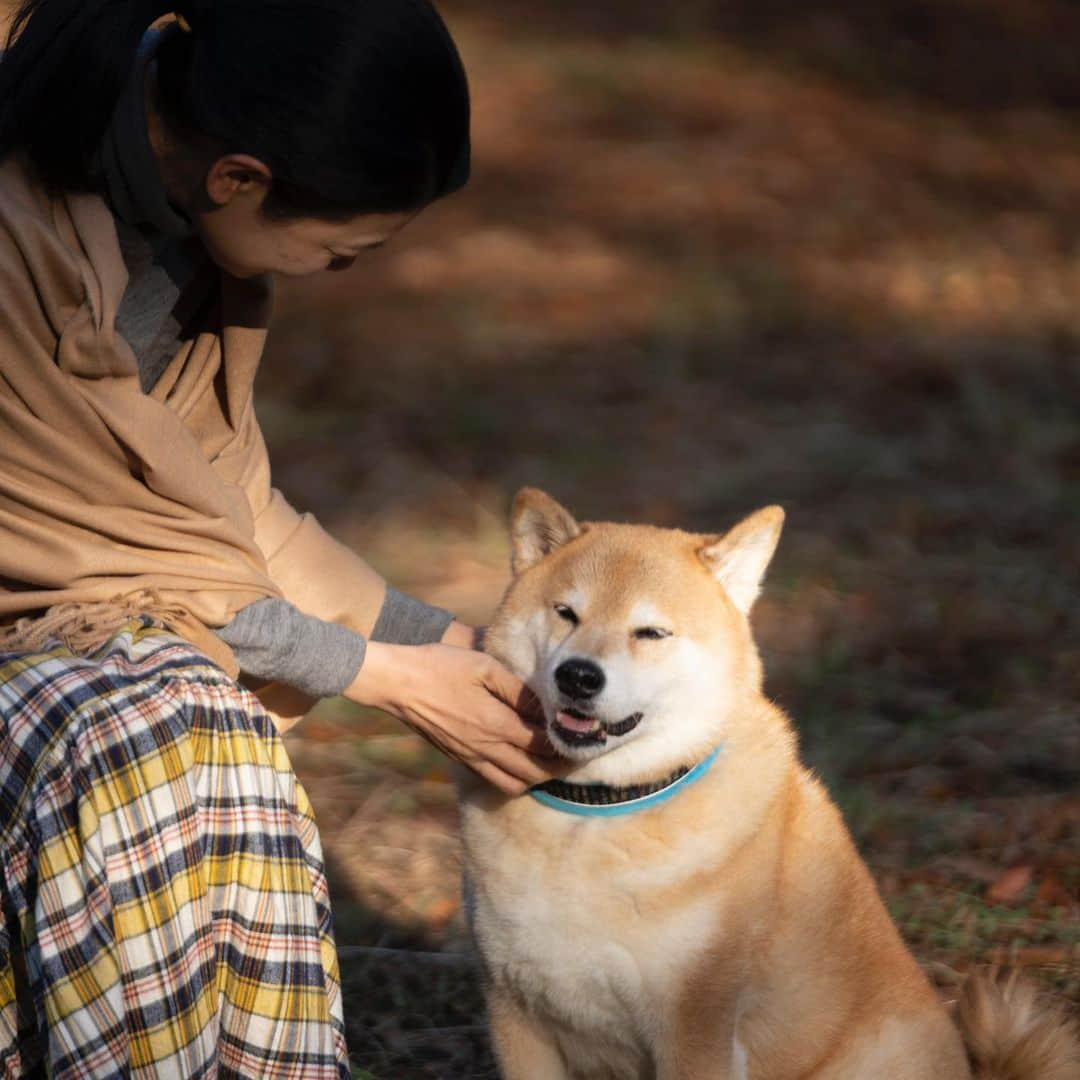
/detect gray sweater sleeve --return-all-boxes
[216,589,455,699]
[370,586,455,646]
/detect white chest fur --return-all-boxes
[461,798,726,1071]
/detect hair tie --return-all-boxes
[175,12,192,33]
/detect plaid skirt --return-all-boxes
[0,620,349,1079]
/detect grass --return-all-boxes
[266,1,1079,1073]
[887,884,1079,997]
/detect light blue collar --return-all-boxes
[529,746,723,817]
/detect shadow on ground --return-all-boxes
[268,1,1079,1074]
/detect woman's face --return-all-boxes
[192,154,415,278]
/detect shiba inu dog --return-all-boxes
[459,488,1078,1080]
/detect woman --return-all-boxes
[0,2,562,1075]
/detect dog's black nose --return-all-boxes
[555,658,606,699]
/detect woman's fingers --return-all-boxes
[345,642,571,793]
[474,716,571,786]
[480,746,568,790]
[491,747,563,787]
[522,724,563,759]
[478,658,542,720]
[478,698,564,759]
[474,661,562,756]
[474,761,530,798]
[514,686,547,725]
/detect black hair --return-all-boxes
[0,0,471,218]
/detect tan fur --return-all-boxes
[955,971,1080,1080]
[460,489,1078,1080]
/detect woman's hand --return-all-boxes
[344,638,567,796]
[439,620,481,650]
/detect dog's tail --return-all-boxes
[954,970,1080,1080]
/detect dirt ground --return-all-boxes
[260,2,1078,1075]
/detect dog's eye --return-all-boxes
[554,604,579,625]
[634,627,671,641]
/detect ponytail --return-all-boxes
[0,0,471,216]
[0,0,176,191]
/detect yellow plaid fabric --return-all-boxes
[0,621,349,1078]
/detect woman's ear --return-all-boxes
[204,153,272,207]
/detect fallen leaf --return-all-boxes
[986,865,1034,904]
[1034,871,1075,908]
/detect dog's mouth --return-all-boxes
[552,707,643,747]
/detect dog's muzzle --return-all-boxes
[552,708,643,746]
[555,658,606,700]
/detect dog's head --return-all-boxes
[485,488,784,784]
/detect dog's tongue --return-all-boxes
[556,711,600,733]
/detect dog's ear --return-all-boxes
[698,506,785,614]
[511,488,581,574]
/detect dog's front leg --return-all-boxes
[656,1037,743,1080]
[488,991,569,1080]
[656,999,743,1080]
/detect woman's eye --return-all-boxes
[634,627,672,641]
[554,604,579,625]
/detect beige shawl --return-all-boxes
[0,156,387,723]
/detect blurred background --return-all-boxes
[263,2,1079,1075]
